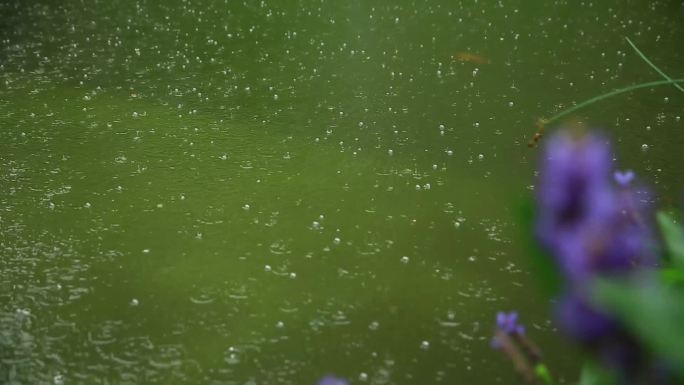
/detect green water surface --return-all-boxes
[1,1,684,384]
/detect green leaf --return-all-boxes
[657,211,684,270]
[517,199,562,299]
[660,267,684,286]
[593,277,684,380]
[534,363,554,385]
[578,361,615,385]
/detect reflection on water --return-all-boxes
[1,1,683,384]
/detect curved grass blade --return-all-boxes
[543,78,684,126]
[625,37,684,94]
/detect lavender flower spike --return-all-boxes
[318,376,348,385]
[614,170,635,187]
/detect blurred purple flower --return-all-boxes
[614,170,635,187]
[318,376,347,385]
[556,294,617,343]
[536,131,654,283]
[533,129,657,378]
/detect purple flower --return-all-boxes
[614,170,635,187]
[556,294,617,343]
[496,311,525,335]
[536,131,653,283]
[318,376,347,385]
[492,311,526,350]
[533,130,657,378]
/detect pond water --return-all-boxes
[1,1,683,384]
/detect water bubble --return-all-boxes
[423,183,431,190]
[368,321,380,331]
[400,256,409,264]
[53,374,64,385]
[387,149,393,156]
[273,94,279,100]
[276,321,285,328]
[289,272,297,279]
[333,237,341,245]
[641,144,649,152]
[478,154,484,160]
[84,202,91,208]
[130,298,139,306]
[312,221,321,230]
[420,340,430,350]
[264,264,272,272]
[415,184,422,191]
[359,372,369,382]
[243,204,251,210]
[446,150,453,156]
[432,164,438,170]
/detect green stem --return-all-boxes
[625,36,684,94]
[545,78,684,125]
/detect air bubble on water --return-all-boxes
[243,204,251,210]
[468,255,477,262]
[420,340,430,350]
[400,256,409,264]
[273,94,278,100]
[387,149,393,156]
[676,116,681,122]
[641,144,649,152]
[432,164,438,170]
[130,298,139,306]
[289,272,297,279]
[276,321,285,328]
[508,101,514,107]
[439,124,445,130]
[333,237,341,245]
[53,374,64,385]
[84,202,91,208]
[446,150,453,156]
[142,249,150,253]
[264,264,272,272]
[132,111,139,118]
[415,184,421,191]
[664,97,669,103]
[359,372,369,382]
[220,154,228,160]
[423,183,431,190]
[369,321,380,331]
[478,154,484,160]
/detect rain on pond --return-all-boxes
[1,1,683,384]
